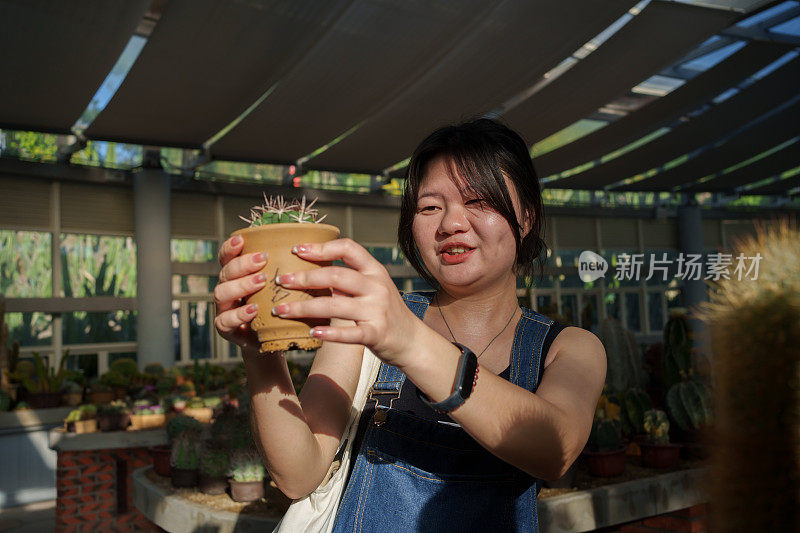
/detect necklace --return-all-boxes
[434,292,519,359]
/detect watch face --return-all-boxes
[457,349,478,399]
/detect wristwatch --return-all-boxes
[415,342,478,413]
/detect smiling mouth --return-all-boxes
[441,246,474,256]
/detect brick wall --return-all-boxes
[55,447,160,532]
[601,504,708,533]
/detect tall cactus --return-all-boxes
[697,219,800,532]
[600,317,647,393]
[663,313,693,391]
[622,388,654,434]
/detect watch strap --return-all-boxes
[415,342,478,414]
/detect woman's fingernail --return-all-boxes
[276,273,294,285]
[310,328,323,337]
[252,252,268,264]
[253,273,266,284]
[232,235,242,245]
[272,304,289,317]
[292,244,310,254]
[246,303,258,313]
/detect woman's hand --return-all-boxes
[269,238,420,366]
[213,235,270,353]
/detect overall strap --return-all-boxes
[508,308,554,393]
[370,291,433,397]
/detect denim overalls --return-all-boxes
[331,291,555,533]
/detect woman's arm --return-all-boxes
[395,324,606,481]
[246,320,364,499]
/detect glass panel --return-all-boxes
[61,234,137,297]
[171,239,216,263]
[647,291,665,334]
[581,294,600,333]
[62,311,137,344]
[605,292,621,320]
[189,302,211,359]
[6,312,53,347]
[644,249,679,286]
[172,300,181,361]
[518,294,532,309]
[391,277,405,291]
[411,277,434,291]
[173,275,215,295]
[64,353,98,380]
[604,249,643,288]
[625,292,642,332]
[560,294,578,326]
[536,294,555,316]
[0,230,52,297]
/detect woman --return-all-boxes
[214,118,606,532]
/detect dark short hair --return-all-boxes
[398,117,548,289]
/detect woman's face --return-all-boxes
[411,154,529,292]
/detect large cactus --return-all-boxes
[666,379,713,431]
[621,388,654,435]
[697,220,800,532]
[600,317,647,393]
[662,313,693,391]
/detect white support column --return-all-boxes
[677,199,711,359]
[134,165,174,369]
[50,182,63,370]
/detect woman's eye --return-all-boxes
[419,205,438,212]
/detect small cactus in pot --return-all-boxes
[230,194,340,353]
[228,448,267,502]
[582,389,627,477]
[170,431,200,488]
[198,446,230,495]
[640,409,681,469]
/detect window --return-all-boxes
[0,230,52,297]
[171,239,216,263]
[61,234,136,297]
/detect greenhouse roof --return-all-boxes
[0,0,798,195]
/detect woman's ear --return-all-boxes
[521,210,533,238]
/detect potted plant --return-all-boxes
[130,402,166,430]
[640,409,681,468]
[152,414,203,476]
[100,370,130,400]
[199,446,230,495]
[231,195,340,353]
[60,380,83,406]
[64,404,97,433]
[15,352,69,408]
[619,387,653,455]
[87,380,115,405]
[582,392,627,477]
[183,396,213,423]
[97,400,131,432]
[229,448,267,502]
[170,431,200,488]
[0,390,10,412]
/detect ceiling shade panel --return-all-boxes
[503,2,736,148]
[615,100,800,191]
[550,55,800,190]
[210,0,498,164]
[304,0,637,174]
[85,0,353,147]
[745,172,800,195]
[0,0,150,134]
[534,42,789,178]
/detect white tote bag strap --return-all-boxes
[273,347,382,533]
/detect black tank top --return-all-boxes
[391,320,568,423]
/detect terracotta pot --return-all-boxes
[171,467,198,488]
[231,223,340,353]
[88,390,115,405]
[543,458,579,488]
[640,442,681,469]
[583,447,627,477]
[151,445,171,477]
[61,392,83,406]
[199,474,228,495]
[98,412,131,432]
[229,479,265,502]
[26,392,61,409]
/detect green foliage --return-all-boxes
[187,397,205,409]
[100,371,129,389]
[78,404,97,419]
[230,449,266,482]
[170,432,200,469]
[65,409,82,423]
[143,363,165,377]
[166,414,201,441]
[202,396,221,408]
[241,195,326,227]
[0,390,12,412]
[200,447,230,478]
[18,351,70,394]
[99,400,129,414]
[666,379,712,431]
[110,358,138,377]
[662,314,693,391]
[643,409,670,444]
[0,230,52,299]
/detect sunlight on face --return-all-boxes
[411,155,528,292]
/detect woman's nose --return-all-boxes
[438,205,470,235]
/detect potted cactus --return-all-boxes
[620,387,654,454]
[639,409,681,468]
[582,391,627,477]
[60,380,84,406]
[170,431,200,488]
[86,380,115,405]
[97,400,131,431]
[183,396,213,423]
[15,352,69,408]
[199,446,230,495]
[229,448,267,502]
[64,404,98,433]
[130,402,166,430]
[100,370,130,400]
[231,195,340,353]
